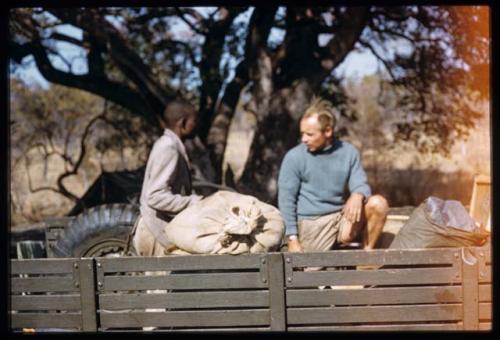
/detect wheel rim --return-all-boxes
[82,239,129,257]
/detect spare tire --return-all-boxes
[53,203,139,258]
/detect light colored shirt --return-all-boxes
[139,128,202,246]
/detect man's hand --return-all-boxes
[343,192,364,223]
[287,238,304,252]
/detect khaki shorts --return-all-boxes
[298,211,363,252]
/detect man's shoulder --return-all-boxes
[335,140,359,154]
[285,144,306,158]
[280,144,306,170]
[153,133,178,150]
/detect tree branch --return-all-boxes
[320,7,370,77]
[23,102,110,203]
[205,7,277,181]
[9,41,35,63]
[25,40,159,125]
[369,25,445,44]
[48,9,175,116]
[371,8,412,22]
[48,32,85,47]
[154,39,199,66]
[63,124,76,168]
[24,154,79,201]
[197,7,247,142]
[126,8,177,25]
[245,7,278,119]
[175,7,206,35]
[369,26,415,43]
[359,39,397,81]
[45,45,73,71]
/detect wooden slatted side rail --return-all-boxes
[283,247,487,331]
[465,245,492,330]
[469,175,491,231]
[9,246,491,332]
[94,253,285,332]
[9,258,97,332]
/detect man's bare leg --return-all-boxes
[362,195,389,250]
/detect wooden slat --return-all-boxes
[78,258,97,332]
[99,291,269,309]
[479,303,491,320]
[103,272,266,291]
[103,327,271,332]
[100,310,270,328]
[10,259,77,275]
[98,254,263,272]
[288,267,460,287]
[479,284,492,302]
[479,264,491,282]
[164,327,271,332]
[474,244,490,254]
[10,277,78,293]
[11,295,81,311]
[285,248,459,267]
[287,286,462,307]
[267,253,285,331]
[469,175,490,227]
[479,322,492,330]
[287,304,462,324]
[287,323,461,331]
[462,256,479,330]
[10,313,82,329]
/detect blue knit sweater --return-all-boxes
[277,140,371,236]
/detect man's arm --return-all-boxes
[145,144,202,214]
[278,152,303,252]
[343,147,371,223]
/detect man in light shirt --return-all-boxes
[278,97,388,253]
[133,99,203,256]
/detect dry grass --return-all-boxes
[10,102,490,227]
[10,146,148,226]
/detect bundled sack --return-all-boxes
[390,196,489,249]
[164,191,285,254]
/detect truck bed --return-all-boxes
[9,244,491,332]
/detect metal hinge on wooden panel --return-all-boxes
[284,255,293,284]
[458,247,480,282]
[477,247,489,280]
[72,260,81,289]
[260,254,268,284]
[453,251,462,280]
[96,260,104,291]
[461,248,477,265]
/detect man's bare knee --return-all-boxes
[337,221,361,244]
[366,195,388,215]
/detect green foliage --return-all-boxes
[9,6,490,200]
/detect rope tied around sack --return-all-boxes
[216,201,263,249]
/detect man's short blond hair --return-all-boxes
[302,96,336,132]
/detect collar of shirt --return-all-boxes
[163,128,190,164]
[309,139,340,155]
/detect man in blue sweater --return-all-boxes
[278,97,388,253]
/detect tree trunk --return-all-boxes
[237,79,316,203]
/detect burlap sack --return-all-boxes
[390,196,489,249]
[164,191,285,254]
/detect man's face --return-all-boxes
[300,115,333,152]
